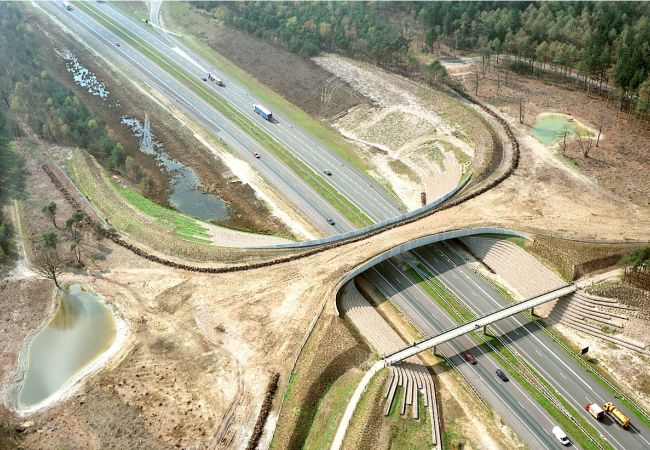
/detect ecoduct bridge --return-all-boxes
[383,284,578,365]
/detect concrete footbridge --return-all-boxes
[383,284,578,365]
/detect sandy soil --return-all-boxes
[315,54,478,209]
[453,61,650,206]
[4,8,650,448]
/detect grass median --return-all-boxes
[75,1,372,228]
[407,263,614,449]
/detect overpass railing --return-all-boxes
[383,284,578,365]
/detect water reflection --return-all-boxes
[17,285,117,408]
[121,116,229,221]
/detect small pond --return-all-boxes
[17,284,117,408]
[530,114,590,146]
[121,116,229,222]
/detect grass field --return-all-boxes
[66,149,282,262]
[302,369,364,449]
[76,1,372,228]
[343,369,432,450]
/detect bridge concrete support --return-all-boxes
[331,227,531,316]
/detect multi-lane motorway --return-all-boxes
[40,0,401,234]
[39,2,650,448]
[397,241,649,449]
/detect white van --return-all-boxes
[552,426,570,445]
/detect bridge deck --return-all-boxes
[383,284,577,365]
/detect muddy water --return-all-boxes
[121,116,229,221]
[530,114,582,146]
[17,285,117,408]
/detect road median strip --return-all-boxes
[74,1,372,229]
[405,263,614,450]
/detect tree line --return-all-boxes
[203,2,650,114]
[0,110,25,262]
[0,3,149,188]
[196,2,421,74]
[419,2,650,95]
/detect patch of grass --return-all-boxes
[344,368,431,450]
[160,1,372,175]
[442,420,467,450]
[480,233,530,250]
[413,139,444,168]
[303,369,364,449]
[76,1,372,228]
[110,0,149,23]
[388,158,421,183]
[437,140,470,168]
[116,185,212,243]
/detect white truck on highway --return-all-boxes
[207,73,223,87]
[585,402,604,420]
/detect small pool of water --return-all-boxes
[121,116,229,222]
[530,114,585,146]
[17,284,117,408]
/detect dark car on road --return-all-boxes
[464,353,477,365]
[326,218,335,226]
[323,170,332,176]
[496,369,509,382]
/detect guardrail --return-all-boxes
[258,176,471,249]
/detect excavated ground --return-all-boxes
[3,6,650,449]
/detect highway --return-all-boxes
[413,241,650,449]
[72,0,403,225]
[38,2,648,448]
[364,259,561,449]
[39,0,365,234]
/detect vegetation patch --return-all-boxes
[272,313,372,449]
[388,159,421,183]
[116,186,212,244]
[76,1,372,228]
[343,369,432,450]
[360,111,434,151]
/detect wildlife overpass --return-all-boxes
[383,284,578,365]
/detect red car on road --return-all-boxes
[464,353,477,364]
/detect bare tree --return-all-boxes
[596,114,604,147]
[65,212,85,265]
[33,247,64,289]
[558,125,570,156]
[575,133,594,158]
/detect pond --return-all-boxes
[530,114,590,146]
[121,116,229,222]
[17,284,118,409]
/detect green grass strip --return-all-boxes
[530,316,650,430]
[75,1,372,228]
[114,184,212,243]
[408,264,614,449]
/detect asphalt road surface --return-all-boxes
[39,2,649,448]
[85,0,403,224]
[413,240,650,449]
